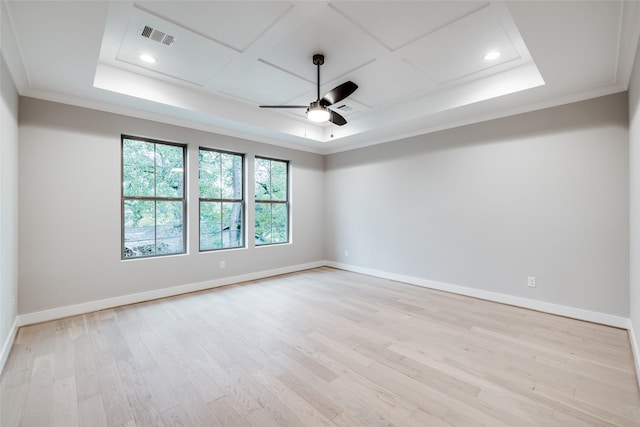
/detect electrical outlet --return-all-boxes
[527,276,536,288]
[220,261,226,269]
[345,250,349,257]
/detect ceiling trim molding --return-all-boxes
[615,0,640,88]
[1,0,30,93]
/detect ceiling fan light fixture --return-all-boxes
[307,102,330,122]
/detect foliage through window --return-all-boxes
[255,157,289,245]
[199,148,244,251]
[121,136,186,259]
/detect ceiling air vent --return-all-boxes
[336,104,353,112]
[162,35,175,46]
[140,25,175,46]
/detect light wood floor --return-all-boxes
[1,267,639,426]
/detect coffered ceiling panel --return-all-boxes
[116,16,235,86]
[346,57,435,107]
[330,1,489,51]
[259,16,379,85]
[401,4,523,86]
[213,60,313,106]
[134,1,294,52]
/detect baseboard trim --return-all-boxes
[17,261,324,327]
[629,320,640,389]
[326,261,629,329]
[11,260,633,348]
[0,317,19,374]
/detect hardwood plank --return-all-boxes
[160,404,195,427]
[77,394,108,427]
[73,334,101,401]
[139,365,179,413]
[52,376,79,427]
[275,368,343,421]
[0,382,28,426]
[20,353,55,427]
[207,396,250,427]
[92,353,135,427]
[252,369,335,426]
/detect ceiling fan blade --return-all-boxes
[259,105,308,108]
[320,81,358,106]
[328,110,347,126]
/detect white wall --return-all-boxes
[18,97,325,315]
[0,54,19,364]
[629,40,640,372]
[326,93,629,317]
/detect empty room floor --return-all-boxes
[1,267,639,426]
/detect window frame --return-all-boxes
[121,135,187,260]
[198,147,246,252]
[254,155,290,246]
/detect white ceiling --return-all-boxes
[2,1,639,154]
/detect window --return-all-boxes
[255,156,289,245]
[121,136,186,259]
[199,148,244,251]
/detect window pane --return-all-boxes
[156,201,184,255]
[123,139,155,167]
[200,201,222,251]
[271,203,288,243]
[123,165,155,197]
[254,202,271,244]
[156,143,183,169]
[156,144,183,198]
[254,203,288,245]
[199,150,221,199]
[222,202,243,248]
[255,158,270,200]
[123,199,156,258]
[200,202,244,250]
[221,153,243,200]
[156,166,183,198]
[270,161,287,201]
[123,139,155,197]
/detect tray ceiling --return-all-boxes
[3,1,639,153]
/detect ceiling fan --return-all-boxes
[260,54,358,126]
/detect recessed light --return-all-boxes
[484,50,501,61]
[140,54,156,64]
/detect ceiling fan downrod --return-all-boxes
[313,54,324,101]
